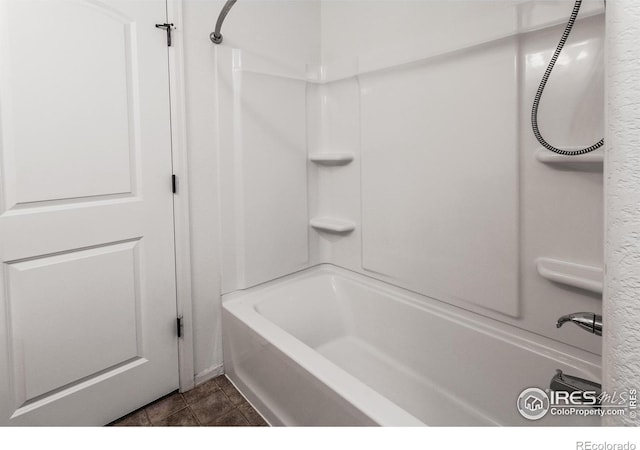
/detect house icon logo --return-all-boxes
[525,395,544,411]
[517,388,550,420]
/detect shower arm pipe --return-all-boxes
[210,0,238,44]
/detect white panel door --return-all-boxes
[0,0,179,425]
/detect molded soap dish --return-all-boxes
[536,257,603,294]
[310,217,356,234]
[535,148,603,168]
[309,153,354,166]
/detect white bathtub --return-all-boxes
[222,265,601,426]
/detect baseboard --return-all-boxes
[193,363,224,387]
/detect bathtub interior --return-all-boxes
[254,274,495,426]
[227,266,600,426]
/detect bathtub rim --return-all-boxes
[222,263,601,426]
[224,264,600,371]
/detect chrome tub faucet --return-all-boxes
[556,312,602,336]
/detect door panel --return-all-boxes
[0,0,179,425]
[7,241,141,402]
[5,1,136,207]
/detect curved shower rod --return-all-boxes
[210,0,238,44]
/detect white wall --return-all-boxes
[320,1,603,68]
[182,0,320,380]
[604,0,640,426]
[182,0,224,381]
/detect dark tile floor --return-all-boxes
[109,375,268,427]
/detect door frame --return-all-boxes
[167,0,195,393]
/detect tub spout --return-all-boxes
[556,312,602,336]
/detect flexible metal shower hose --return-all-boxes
[531,0,604,155]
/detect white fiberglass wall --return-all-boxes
[314,0,604,355]
[207,0,604,373]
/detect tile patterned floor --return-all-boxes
[109,375,268,427]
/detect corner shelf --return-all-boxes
[536,257,603,294]
[309,153,354,166]
[310,217,355,234]
[535,148,604,168]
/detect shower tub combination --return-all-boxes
[223,265,601,426]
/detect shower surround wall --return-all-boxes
[192,1,605,382]
[182,0,320,381]
[313,1,605,356]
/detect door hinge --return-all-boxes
[172,174,177,194]
[155,23,174,47]
[177,316,184,339]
